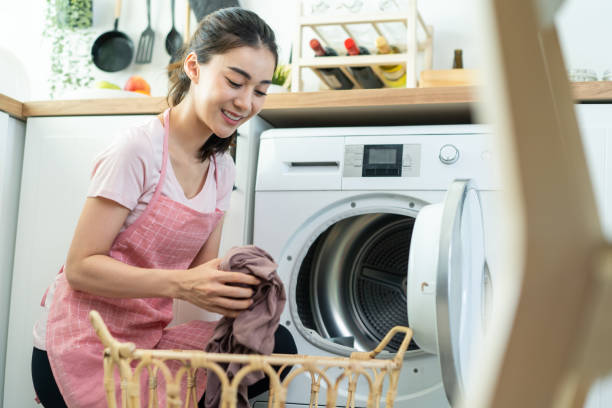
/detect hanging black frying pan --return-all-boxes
[91,0,134,72]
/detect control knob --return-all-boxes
[439,144,459,165]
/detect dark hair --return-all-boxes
[167,7,278,162]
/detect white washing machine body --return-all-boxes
[252,125,501,407]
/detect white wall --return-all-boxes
[0,0,607,100]
[0,0,197,100]
[557,0,612,78]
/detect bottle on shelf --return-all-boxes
[344,38,384,89]
[453,49,464,69]
[375,36,406,88]
[309,38,354,90]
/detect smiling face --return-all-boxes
[184,46,276,138]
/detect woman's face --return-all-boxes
[186,46,276,138]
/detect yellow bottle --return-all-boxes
[375,36,406,88]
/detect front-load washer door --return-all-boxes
[407,179,486,405]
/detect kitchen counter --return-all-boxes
[0,94,24,120]
[2,81,612,126]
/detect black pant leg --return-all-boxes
[198,325,298,407]
[247,324,298,399]
[31,348,68,408]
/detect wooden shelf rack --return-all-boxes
[291,0,433,91]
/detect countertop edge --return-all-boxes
[0,94,25,120]
[2,82,612,122]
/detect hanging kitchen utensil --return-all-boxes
[165,0,184,59]
[135,0,155,64]
[188,0,240,22]
[91,0,133,72]
[185,2,191,44]
[167,2,190,73]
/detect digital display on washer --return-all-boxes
[368,148,396,164]
[363,144,403,177]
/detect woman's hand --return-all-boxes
[177,258,261,318]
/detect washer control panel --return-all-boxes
[343,144,421,177]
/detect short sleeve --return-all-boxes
[87,129,153,210]
[215,153,236,211]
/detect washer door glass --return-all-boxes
[407,179,486,405]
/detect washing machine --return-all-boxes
[251,125,501,407]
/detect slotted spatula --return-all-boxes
[135,0,154,64]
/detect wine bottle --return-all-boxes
[309,39,354,90]
[343,38,384,89]
[375,36,406,88]
[453,49,464,69]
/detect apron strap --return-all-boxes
[149,108,172,205]
[212,154,219,185]
[211,154,224,213]
[41,266,64,306]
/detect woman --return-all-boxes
[31,7,295,408]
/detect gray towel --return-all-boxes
[204,245,285,408]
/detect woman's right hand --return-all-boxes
[177,258,261,318]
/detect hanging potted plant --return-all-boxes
[55,0,93,28]
[43,0,95,98]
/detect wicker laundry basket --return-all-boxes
[89,310,413,408]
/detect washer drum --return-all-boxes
[295,213,418,352]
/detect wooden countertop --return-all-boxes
[0,93,24,120]
[3,81,612,126]
[17,87,475,127]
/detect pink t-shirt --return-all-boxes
[88,116,235,231]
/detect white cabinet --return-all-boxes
[0,112,25,408]
[576,104,612,240]
[3,115,152,408]
[575,104,612,408]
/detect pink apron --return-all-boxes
[45,109,223,407]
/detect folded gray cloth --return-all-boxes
[205,245,286,408]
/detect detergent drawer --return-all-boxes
[256,135,344,191]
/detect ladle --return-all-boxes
[165,0,184,59]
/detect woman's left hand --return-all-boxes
[176,258,261,317]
